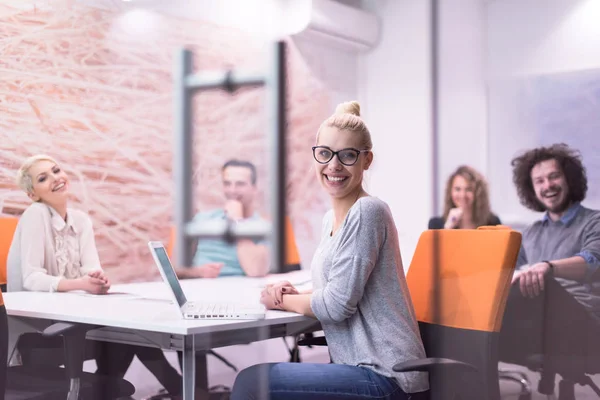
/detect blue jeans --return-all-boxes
[230,362,429,400]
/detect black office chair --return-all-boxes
[499,284,600,400]
[5,322,135,400]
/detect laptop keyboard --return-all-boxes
[190,302,235,315]
[182,300,266,319]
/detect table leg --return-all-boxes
[177,348,210,398]
[182,334,196,400]
[195,352,209,392]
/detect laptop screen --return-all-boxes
[152,245,188,308]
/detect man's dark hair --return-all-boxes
[511,143,587,212]
[222,159,257,185]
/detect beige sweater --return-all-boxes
[7,202,102,292]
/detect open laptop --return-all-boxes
[148,241,266,320]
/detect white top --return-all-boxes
[7,202,102,292]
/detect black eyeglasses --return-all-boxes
[312,146,370,166]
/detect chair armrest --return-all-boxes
[396,358,484,400]
[42,322,99,380]
[393,357,478,374]
[42,322,100,337]
[42,322,80,337]
[297,335,327,347]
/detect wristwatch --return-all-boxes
[542,260,555,273]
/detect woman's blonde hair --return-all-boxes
[16,154,59,196]
[316,101,373,150]
[443,165,492,227]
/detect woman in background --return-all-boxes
[7,154,183,397]
[429,165,501,229]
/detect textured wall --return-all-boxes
[0,1,330,282]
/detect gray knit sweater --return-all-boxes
[310,196,429,394]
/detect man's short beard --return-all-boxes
[543,196,571,214]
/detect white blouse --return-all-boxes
[7,202,103,292]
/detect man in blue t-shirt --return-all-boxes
[175,159,270,279]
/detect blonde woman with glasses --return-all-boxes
[230,103,430,400]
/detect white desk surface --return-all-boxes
[3,270,314,336]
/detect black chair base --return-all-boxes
[6,366,135,400]
[524,354,600,400]
[552,375,600,400]
[502,357,600,400]
[143,386,231,400]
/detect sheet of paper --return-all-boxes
[68,291,141,299]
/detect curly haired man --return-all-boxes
[500,143,600,375]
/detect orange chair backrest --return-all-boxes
[407,227,521,332]
[283,216,301,267]
[167,226,176,260]
[167,215,301,267]
[0,217,19,288]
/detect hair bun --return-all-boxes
[334,101,361,117]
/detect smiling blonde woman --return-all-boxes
[7,154,183,396]
[230,102,430,400]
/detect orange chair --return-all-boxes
[393,226,521,400]
[281,216,302,272]
[0,290,5,396]
[406,226,519,333]
[299,227,522,400]
[167,215,302,272]
[0,217,19,292]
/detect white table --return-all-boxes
[3,271,318,399]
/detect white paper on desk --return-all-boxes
[128,296,173,304]
[259,270,312,288]
[68,291,141,299]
